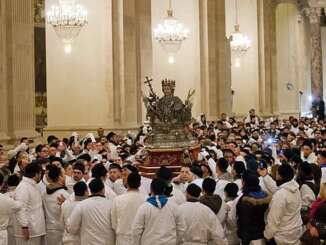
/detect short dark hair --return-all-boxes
[202,177,216,194]
[91,164,107,179]
[73,181,88,197]
[35,144,46,153]
[88,178,104,194]
[224,183,239,198]
[47,135,58,144]
[109,163,122,171]
[47,164,62,182]
[7,174,20,187]
[233,161,246,176]
[278,163,294,182]
[20,137,28,143]
[302,140,313,150]
[50,157,64,167]
[77,154,92,163]
[122,164,139,174]
[24,163,42,178]
[318,150,326,159]
[127,172,141,189]
[156,166,172,181]
[73,162,85,174]
[150,178,166,195]
[217,158,229,172]
[186,183,202,198]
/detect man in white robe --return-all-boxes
[0,173,22,245]
[68,178,115,245]
[177,184,227,245]
[61,181,88,245]
[132,178,186,245]
[42,165,70,245]
[14,164,46,245]
[111,172,147,245]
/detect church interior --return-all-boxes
[0,0,326,143]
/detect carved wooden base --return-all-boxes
[138,144,200,178]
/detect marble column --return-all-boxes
[3,0,38,140]
[257,0,277,116]
[306,7,323,99]
[0,0,9,141]
[199,0,231,119]
[111,0,152,128]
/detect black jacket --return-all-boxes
[236,191,271,241]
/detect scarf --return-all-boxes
[147,195,168,209]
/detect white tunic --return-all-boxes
[264,180,302,244]
[68,195,115,245]
[0,194,22,245]
[177,202,227,245]
[111,191,147,245]
[14,177,46,238]
[132,200,186,245]
[61,199,82,245]
[170,187,186,205]
[87,178,117,200]
[42,187,70,245]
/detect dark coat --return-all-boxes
[236,191,271,242]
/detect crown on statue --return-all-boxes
[161,79,176,89]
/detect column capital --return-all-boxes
[304,7,322,24]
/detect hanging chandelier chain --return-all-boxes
[235,0,239,25]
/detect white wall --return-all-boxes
[322,27,326,100]
[151,0,201,117]
[46,0,112,128]
[276,4,311,116]
[225,0,259,115]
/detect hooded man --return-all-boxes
[264,164,302,244]
[132,178,186,245]
[177,184,227,245]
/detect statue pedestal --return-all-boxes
[138,144,200,178]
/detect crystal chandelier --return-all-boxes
[230,0,251,67]
[153,0,189,64]
[46,0,88,54]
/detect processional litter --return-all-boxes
[139,77,200,177]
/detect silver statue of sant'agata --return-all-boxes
[143,77,196,148]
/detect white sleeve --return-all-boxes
[15,186,29,228]
[264,193,286,240]
[105,186,117,200]
[132,205,146,245]
[216,200,226,225]
[228,196,240,227]
[300,184,316,209]
[110,200,118,232]
[175,207,186,244]
[67,204,82,235]
[107,209,116,245]
[209,215,227,245]
[261,175,278,195]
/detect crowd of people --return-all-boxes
[0,109,326,245]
